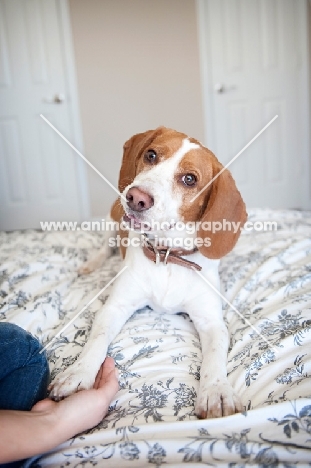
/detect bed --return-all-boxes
[1,208,311,467]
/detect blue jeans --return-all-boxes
[0,322,50,410]
[0,323,50,468]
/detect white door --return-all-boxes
[0,0,89,231]
[198,0,310,209]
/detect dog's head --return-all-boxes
[117,126,247,259]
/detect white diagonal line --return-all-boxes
[193,268,279,354]
[40,114,126,201]
[40,265,128,353]
[191,115,278,202]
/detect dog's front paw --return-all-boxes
[195,379,242,419]
[49,363,97,400]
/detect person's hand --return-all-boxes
[0,358,119,463]
[32,357,119,436]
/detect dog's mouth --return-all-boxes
[123,213,151,231]
[122,213,175,232]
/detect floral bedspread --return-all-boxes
[0,209,311,467]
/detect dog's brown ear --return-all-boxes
[118,127,166,192]
[197,158,247,259]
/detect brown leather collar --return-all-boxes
[141,234,202,271]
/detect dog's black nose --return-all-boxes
[126,187,154,212]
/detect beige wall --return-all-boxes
[69,0,204,218]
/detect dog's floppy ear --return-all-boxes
[197,158,247,259]
[118,127,166,192]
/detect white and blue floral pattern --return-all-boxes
[0,209,310,466]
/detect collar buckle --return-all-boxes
[140,233,202,271]
[141,233,172,266]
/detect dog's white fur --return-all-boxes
[50,132,244,418]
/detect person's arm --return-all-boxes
[0,357,119,464]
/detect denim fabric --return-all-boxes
[0,323,50,468]
[0,322,50,410]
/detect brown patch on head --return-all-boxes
[178,146,247,259]
[177,146,214,223]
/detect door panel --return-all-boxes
[199,0,309,209]
[0,0,86,230]
[0,118,27,203]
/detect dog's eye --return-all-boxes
[182,173,197,186]
[144,149,157,164]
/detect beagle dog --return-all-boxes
[50,127,247,418]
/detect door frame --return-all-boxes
[196,0,311,210]
[57,0,90,220]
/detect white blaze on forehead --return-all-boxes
[170,138,200,165]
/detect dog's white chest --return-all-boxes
[126,250,195,313]
[147,271,185,314]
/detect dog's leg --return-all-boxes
[49,275,146,399]
[186,295,242,418]
[78,215,117,275]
